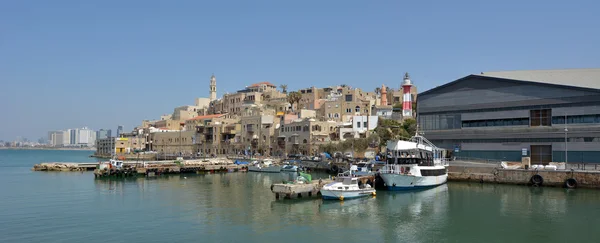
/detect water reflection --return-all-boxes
[87,174,600,243]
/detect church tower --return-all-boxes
[209,74,217,101]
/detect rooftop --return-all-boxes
[479,68,600,90]
[249,81,276,88]
[187,114,225,121]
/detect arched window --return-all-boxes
[355,106,360,112]
[303,139,308,144]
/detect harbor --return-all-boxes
[32,156,600,191]
[6,148,600,243]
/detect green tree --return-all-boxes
[367,133,380,148]
[374,87,381,95]
[287,91,302,112]
[319,142,338,155]
[402,118,417,136]
[279,84,288,94]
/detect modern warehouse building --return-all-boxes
[418,68,600,164]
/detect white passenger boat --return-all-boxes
[380,134,448,191]
[320,172,376,200]
[248,159,282,173]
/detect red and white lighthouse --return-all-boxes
[402,72,413,118]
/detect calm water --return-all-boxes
[0,149,599,243]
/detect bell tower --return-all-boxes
[209,74,217,101]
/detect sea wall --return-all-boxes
[448,165,600,189]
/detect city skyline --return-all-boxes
[1,0,599,140]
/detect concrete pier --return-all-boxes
[32,162,98,171]
[448,164,600,189]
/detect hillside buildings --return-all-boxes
[110,73,418,157]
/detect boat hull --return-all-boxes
[248,166,282,173]
[320,189,376,200]
[379,173,447,191]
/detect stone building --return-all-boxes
[278,118,340,155]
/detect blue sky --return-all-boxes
[1,0,599,141]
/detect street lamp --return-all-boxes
[564,114,568,165]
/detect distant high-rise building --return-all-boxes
[49,127,97,147]
[48,131,65,147]
[77,127,95,146]
[96,129,111,139]
[116,125,124,137]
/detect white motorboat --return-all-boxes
[281,164,299,172]
[248,159,282,173]
[320,171,376,200]
[380,134,448,191]
[350,162,373,176]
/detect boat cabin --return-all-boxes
[387,149,436,166]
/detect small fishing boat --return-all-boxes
[248,159,282,173]
[320,172,376,200]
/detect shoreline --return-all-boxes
[0,147,95,151]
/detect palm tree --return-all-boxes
[340,84,348,88]
[374,87,381,95]
[279,84,288,94]
[287,91,302,112]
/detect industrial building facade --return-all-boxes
[418,69,600,164]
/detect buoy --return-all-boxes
[372,191,376,197]
[339,196,344,201]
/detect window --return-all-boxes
[462,118,529,128]
[530,109,551,126]
[552,114,600,125]
[355,106,360,112]
[363,122,367,128]
[346,108,351,113]
[357,122,361,128]
[345,95,353,102]
[419,114,462,130]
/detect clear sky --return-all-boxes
[1,0,599,141]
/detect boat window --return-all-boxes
[420,168,446,176]
[337,187,343,190]
[345,187,349,190]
